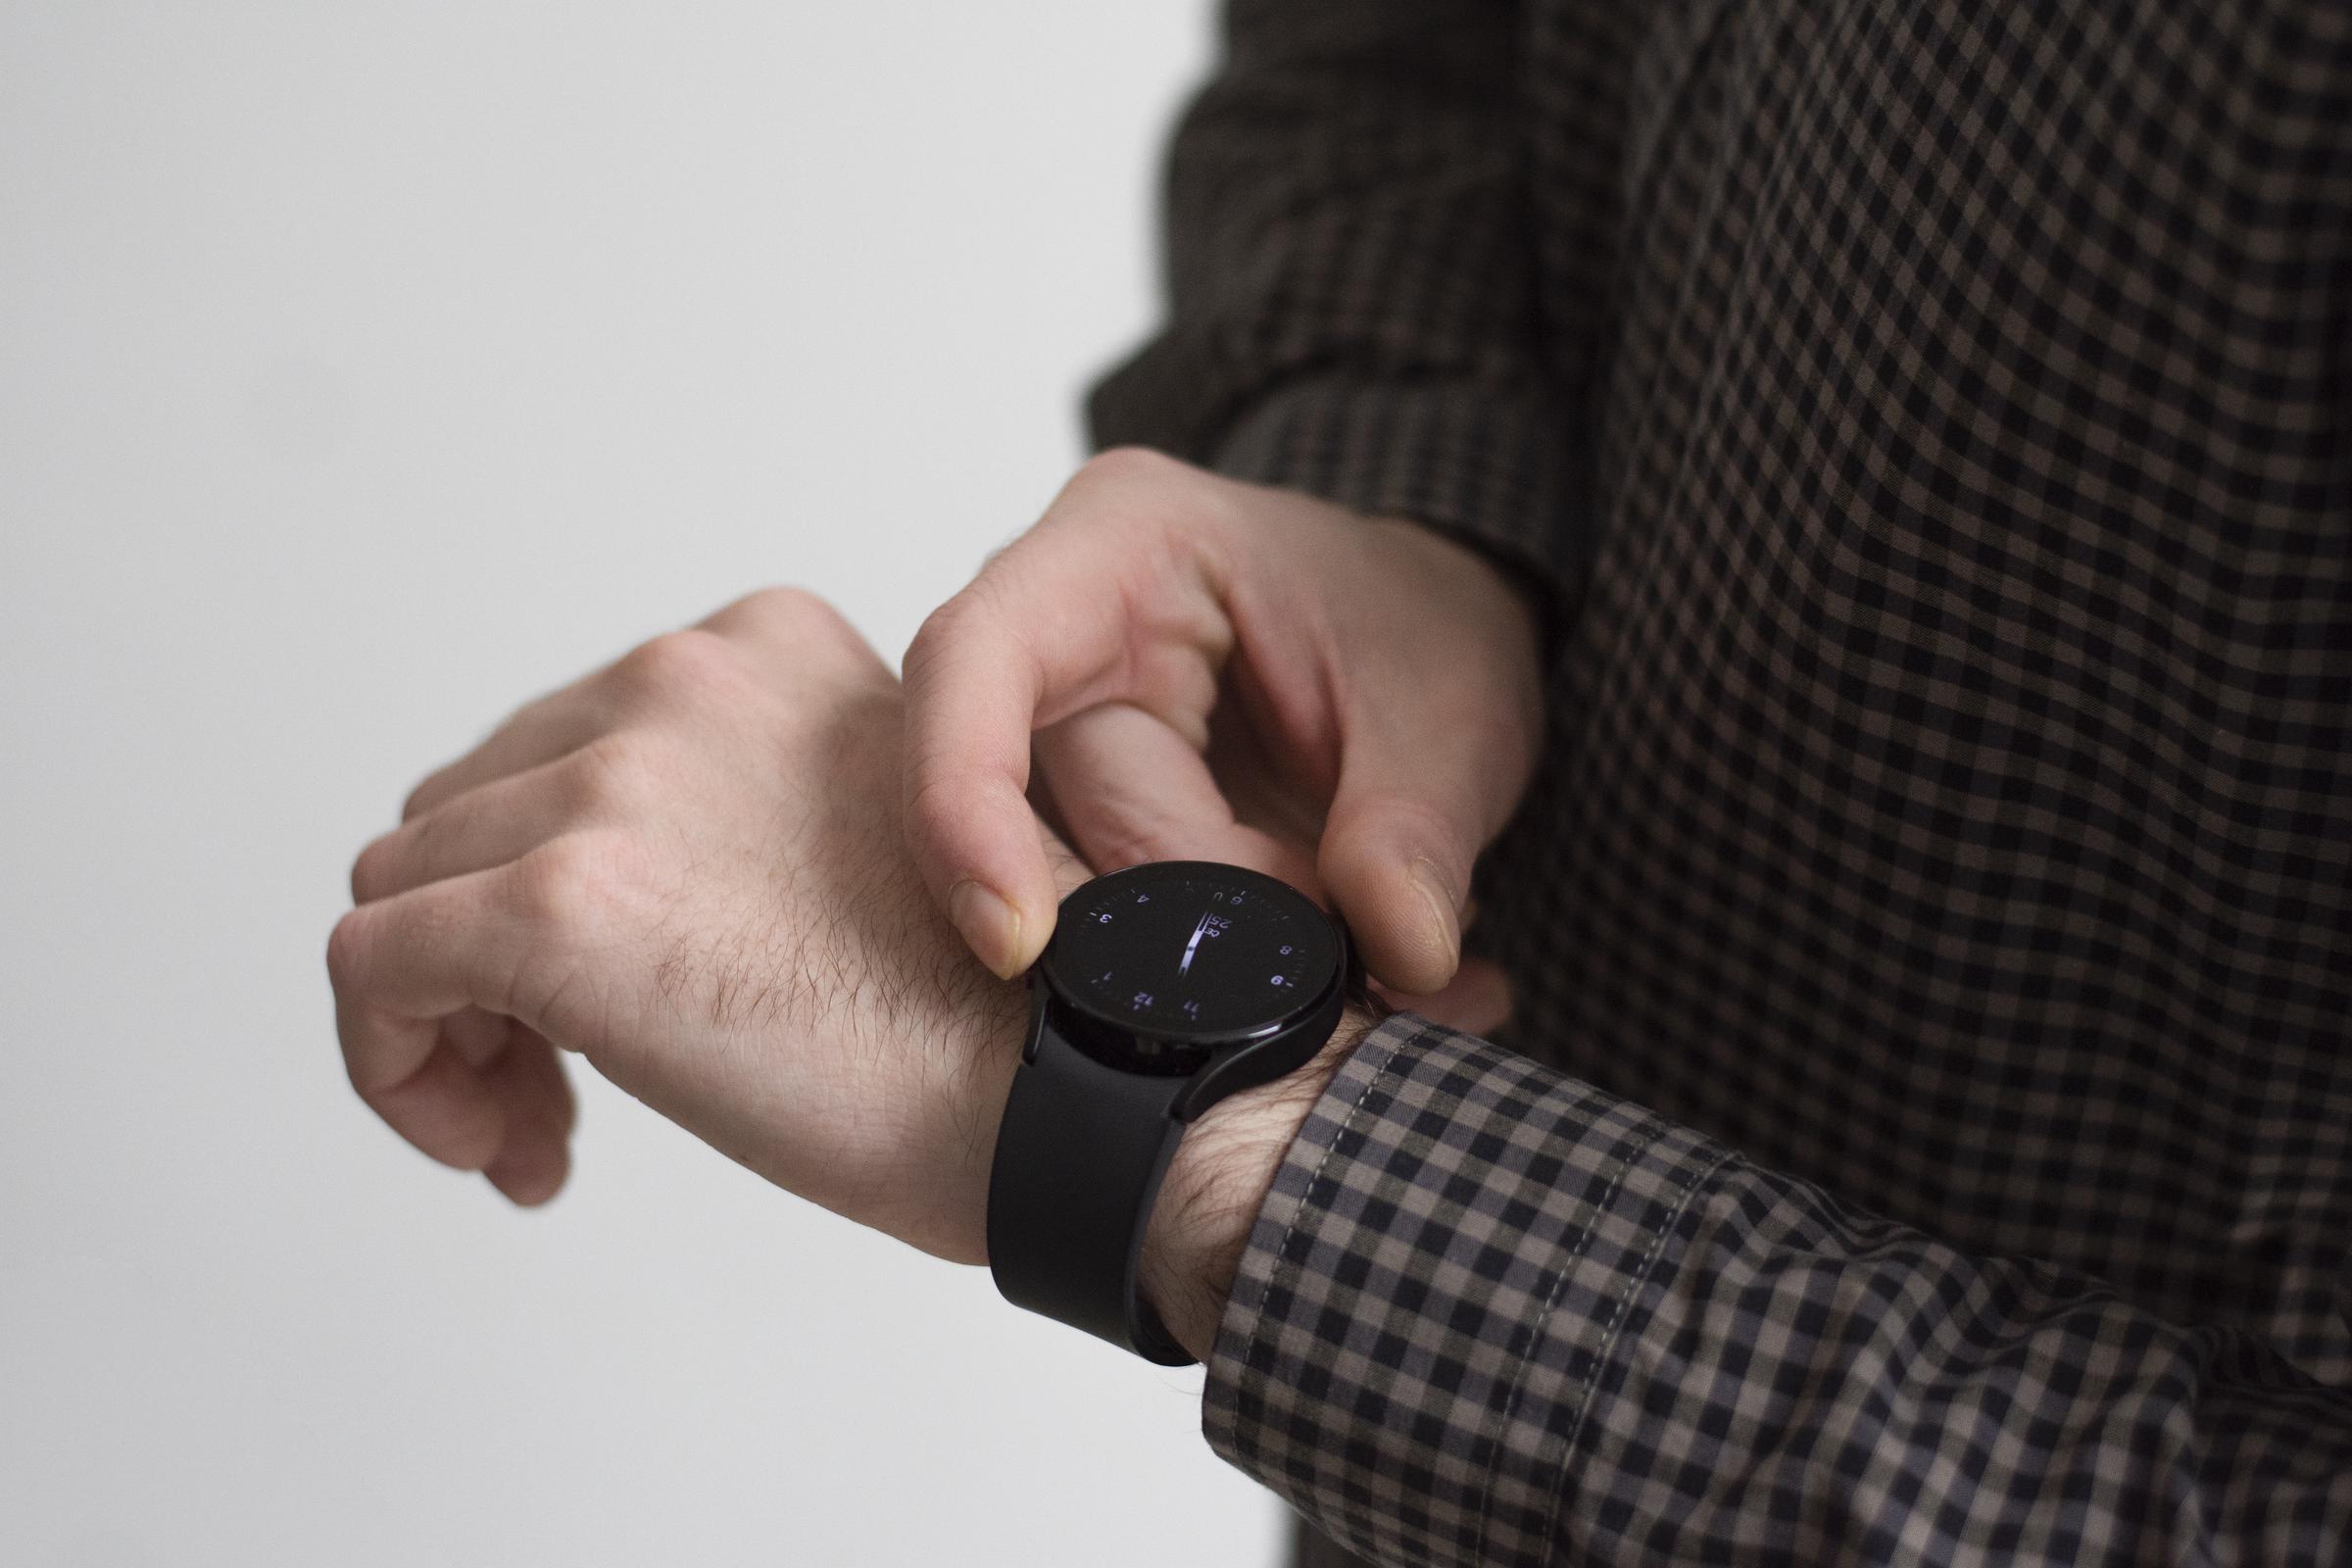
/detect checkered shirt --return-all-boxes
[1083,1,2352,1563]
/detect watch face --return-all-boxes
[1041,862,1343,1054]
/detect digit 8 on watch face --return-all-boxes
[1038,861,1344,1072]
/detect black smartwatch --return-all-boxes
[985,860,1353,1365]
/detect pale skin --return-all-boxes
[330,447,1544,1360]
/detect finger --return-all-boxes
[327,866,524,1171]
[1033,702,1319,894]
[1374,955,1513,1036]
[901,514,1227,979]
[1200,691,1330,851]
[441,1007,574,1203]
[329,987,505,1170]
[401,689,601,823]
[902,586,1087,979]
[353,751,584,904]
[479,1025,576,1206]
[442,1004,513,1071]
[1317,703,1528,997]
[444,1009,576,1203]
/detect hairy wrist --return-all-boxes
[935,967,1034,1266]
[1138,1004,1384,1362]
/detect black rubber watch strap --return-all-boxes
[986,1008,1195,1366]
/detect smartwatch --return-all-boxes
[985,859,1353,1365]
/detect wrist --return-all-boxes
[1138,1003,1384,1362]
[942,971,1035,1267]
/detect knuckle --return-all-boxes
[903,764,958,830]
[961,558,1030,619]
[902,764,984,858]
[904,591,987,681]
[1062,446,1220,542]
[510,836,594,923]
[1341,790,1470,881]
[773,588,865,658]
[1074,443,1185,491]
[571,731,661,810]
[612,627,735,702]
[726,583,830,625]
[348,833,398,903]
[707,585,867,661]
[508,833,632,930]
[324,906,372,991]
[399,773,442,823]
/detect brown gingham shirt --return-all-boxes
[1082,2,2352,1564]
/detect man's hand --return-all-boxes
[330,588,1085,1263]
[902,447,1544,1017]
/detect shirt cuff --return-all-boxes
[1203,1011,1735,1568]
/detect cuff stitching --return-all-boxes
[1469,1090,1643,1565]
[1532,1144,1738,1557]
[1241,1021,1412,1409]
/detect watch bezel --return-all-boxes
[1029,860,1350,1122]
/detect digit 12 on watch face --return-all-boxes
[1040,861,1343,1068]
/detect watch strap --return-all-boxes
[986,1006,1195,1366]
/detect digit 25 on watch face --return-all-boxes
[1038,860,1344,1067]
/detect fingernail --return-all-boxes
[1406,857,1462,963]
[951,878,1025,979]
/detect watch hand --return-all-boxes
[1178,912,1210,976]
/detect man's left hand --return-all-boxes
[331,587,1093,1263]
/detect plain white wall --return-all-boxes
[0,4,1298,1563]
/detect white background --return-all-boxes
[0,4,1295,1563]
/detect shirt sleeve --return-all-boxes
[1081,0,1588,645]
[1213,1011,2352,1568]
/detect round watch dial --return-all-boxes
[1041,862,1343,1051]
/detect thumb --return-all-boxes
[901,466,1234,977]
[1317,706,1525,997]
[900,585,1066,980]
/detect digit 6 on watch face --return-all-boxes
[1037,860,1345,1076]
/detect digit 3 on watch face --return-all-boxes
[1040,861,1343,1069]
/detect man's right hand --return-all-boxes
[901,446,1546,1022]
